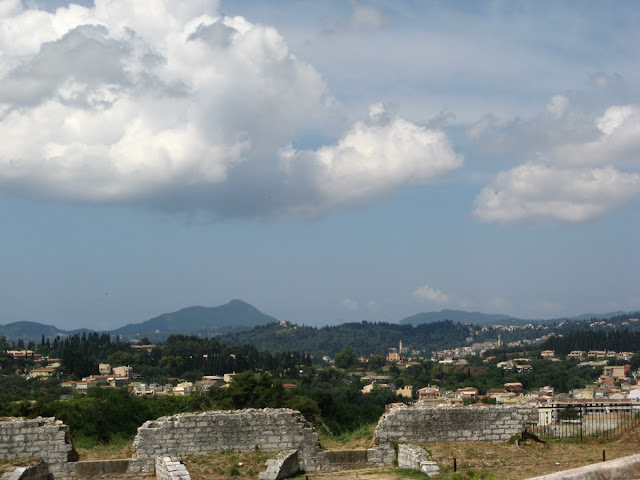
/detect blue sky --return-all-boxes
[1,0,639,330]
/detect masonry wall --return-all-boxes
[133,409,319,470]
[155,457,190,480]
[397,444,439,477]
[0,417,77,472]
[375,405,537,446]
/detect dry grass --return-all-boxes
[308,428,640,480]
[75,441,135,461]
[0,461,13,476]
[0,458,42,477]
[185,449,272,480]
[424,429,640,479]
[319,425,376,451]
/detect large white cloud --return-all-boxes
[474,163,640,223]
[279,104,463,216]
[0,0,461,217]
[472,86,640,223]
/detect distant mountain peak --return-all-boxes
[110,300,278,338]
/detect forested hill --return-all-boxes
[111,299,278,338]
[541,329,640,355]
[219,320,471,358]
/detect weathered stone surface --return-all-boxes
[398,444,439,478]
[307,450,371,472]
[133,409,319,470]
[0,417,77,469]
[258,450,298,480]
[70,460,133,478]
[375,405,537,445]
[156,457,190,480]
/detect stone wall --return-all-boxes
[375,405,537,448]
[133,409,319,470]
[61,459,152,479]
[155,457,190,480]
[0,417,77,473]
[258,450,299,480]
[397,444,439,477]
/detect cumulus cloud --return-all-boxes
[0,1,461,217]
[412,284,449,304]
[343,298,359,311]
[474,164,640,223]
[549,104,640,167]
[279,103,463,215]
[471,79,640,223]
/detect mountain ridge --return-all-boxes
[0,303,636,342]
[110,299,278,337]
[398,309,632,326]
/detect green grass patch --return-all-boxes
[74,433,135,460]
[395,468,433,479]
[318,422,376,444]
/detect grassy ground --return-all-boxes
[74,434,135,461]
[318,423,377,450]
[309,427,640,480]
[0,458,43,478]
[423,431,640,480]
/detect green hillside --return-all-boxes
[220,320,471,357]
[399,309,523,325]
[111,299,278,337]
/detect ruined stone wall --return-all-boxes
[155,457,190,480]
[0,417,76,470]
[133,409,319,470]
[397,444,439,477]
[375,405,537,447]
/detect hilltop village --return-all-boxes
[3,314,640,426]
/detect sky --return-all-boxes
[0,0,639,331]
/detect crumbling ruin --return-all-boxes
[1,405,538,479]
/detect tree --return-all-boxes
[107,351,137,367]
[158,356,185,377]
[334,347,357,369]
[368,353,386,370]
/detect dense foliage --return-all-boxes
[541,329,640,354]
[220,320,472,357]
